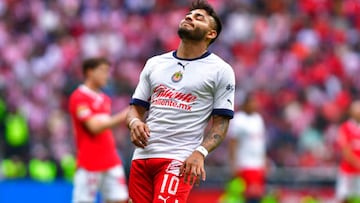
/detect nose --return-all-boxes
[185,14,193,22]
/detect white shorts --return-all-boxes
[72,165,128,203]
[336,171,360,201]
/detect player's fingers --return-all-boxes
[189,168,197,185]
[195,173,201,186]
[137,140,146,148]
[130,130,146,148]
[183,163,192,184]
[137,133,147,146]
[130,132,139,144]
[133,139,146,148]
[201,167,206,181]
[135,124,148,142]
[130,138,142,148]
[144,124,151,137]
[133,127,148,145]
[183,172,188,184]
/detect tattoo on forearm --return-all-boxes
[202,116,229,153]
[207,134,223,152]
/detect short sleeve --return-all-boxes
[130,59,152,110]
[74,103,93,122]
[211,65,235,118]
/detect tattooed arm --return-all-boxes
[180,115,230,186]
[201,115,230,153]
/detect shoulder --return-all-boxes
[141,51,174,73]
[204,53,234,80]
[146,51,174,65]
[69,86,93,105]
[207,53,233,69]
[68,88,85,112]
[69,88,82,102]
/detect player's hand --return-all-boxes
[180,151,206,186]
[129,120,150,148]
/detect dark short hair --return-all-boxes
[190,0,222,45]
[82,57,110,76]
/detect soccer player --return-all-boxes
[68,57,128,203]
[336,100,360,203]
[228,93,267,203]
[126,0,235,202]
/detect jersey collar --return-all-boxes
[79,84,103,100]
[172,50,211,61]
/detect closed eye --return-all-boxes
[194,13,205,21]
[185,11,205,21]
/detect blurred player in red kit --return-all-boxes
[69,57,128,203]
[336,100,360,203]
[228,93,267,203]
[126,0,235,202]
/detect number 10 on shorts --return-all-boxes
[160,174,179,195]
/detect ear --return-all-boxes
[206,29,217,41]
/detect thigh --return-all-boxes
[153,159,193,203]
[129,159,153,203]
[72,168,101,203]
[100,165,129,202]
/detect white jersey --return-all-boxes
[131,51,235,161]
[228,111,266,169]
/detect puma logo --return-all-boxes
[158,195,170,203]
[177,62,189,70]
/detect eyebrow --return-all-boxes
[187,11,206,18]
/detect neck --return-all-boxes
[176,40,208,59]
[84,80,100,92]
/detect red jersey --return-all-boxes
[69,85,121,171]
[338,120,360,174]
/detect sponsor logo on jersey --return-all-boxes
[171,71,183,82]
[152,84,197,111]
[153,84,196,103]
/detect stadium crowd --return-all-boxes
[1,0,360,184]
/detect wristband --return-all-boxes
[128,118,140,129]
[195,146,208,158]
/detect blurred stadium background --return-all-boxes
[1,0,360,202]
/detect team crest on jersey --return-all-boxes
[171,71,183,82]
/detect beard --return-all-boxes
[177,26,207,41]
